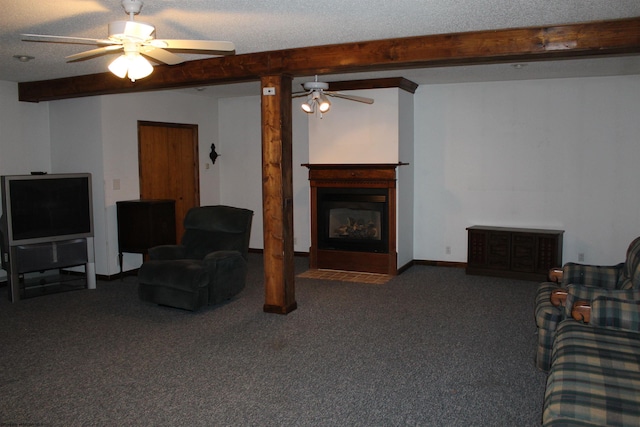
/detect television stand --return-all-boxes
[5,237,96,302]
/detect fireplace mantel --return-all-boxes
[303,163,407,181]
[303,163,406,275]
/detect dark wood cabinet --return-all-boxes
[116,199,176,275]
[466,226,563,281]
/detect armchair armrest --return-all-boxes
[550,288,568,307]
[148,245,187,261]
[571,300,591,323]
[548,267,563,283]
[202,250,248,304]
[202,250,247,275]
[203,250,243,264]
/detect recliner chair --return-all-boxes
[137,205,253,311]
[534,236,640,370]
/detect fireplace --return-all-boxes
[304,163,401,275]
[317,187,389,254]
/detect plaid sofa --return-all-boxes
[534,236,640,371]
[542,297,640,426]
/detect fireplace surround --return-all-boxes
[304,163,403,275]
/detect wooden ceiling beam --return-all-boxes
[18,17,640,102]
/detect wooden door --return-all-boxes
[138,121,199,242]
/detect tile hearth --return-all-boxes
[297,269,392,285]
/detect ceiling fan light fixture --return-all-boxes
[127,54,153,80]
[108,55,130,78]
[318,93,331,113]
[293,76,374,117]
[108,52,153,81]
[301,98,315,113]
[20,0,236,80]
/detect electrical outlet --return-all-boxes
[578,253,585,262]
[294,237,298,245]
[446,246,451,255]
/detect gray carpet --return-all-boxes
[0,254,547,426]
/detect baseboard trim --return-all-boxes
[263,302,298,314]
[249,248,309,257]
[412,259,467,269]
[397,259,466,274]
[97,253,466,282]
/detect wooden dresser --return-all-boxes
[116,199,176,276]
[466,225,563,281]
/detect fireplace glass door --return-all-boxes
[317,188,388,253]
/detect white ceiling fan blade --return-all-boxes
[109,21,156,41]
[124,21,155,39]
[327,91,375,104]
[152,39,235,53]
[140,47,184,65]
[292,91,311,98]
[22,33,113,46]
[66,45,123,62]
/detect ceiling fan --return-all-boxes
[292,76,374,116]
[21,0,235,82]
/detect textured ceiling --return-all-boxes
[2,0,640,94]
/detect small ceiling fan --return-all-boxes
[21,0,235,82]
[292,76,374,116]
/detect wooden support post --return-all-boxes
[261,74,297,314]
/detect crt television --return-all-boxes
[1,173,94,246]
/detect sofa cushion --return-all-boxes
[543,320,640,426]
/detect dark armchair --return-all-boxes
[138,205,253,311]
[534,236,640,370]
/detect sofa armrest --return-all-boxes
[550,288,568,307]
[548,267,563,283]
[148,245,187,260]
[571,300,591,323]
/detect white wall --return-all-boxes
[49,97,105,275]
[397,89,415,269]
[48,90,220,276]
[0,81,50,175]
[309,89,399,164]
[217,95,310,252]
[0,81,51,280]
[414,75,640,265]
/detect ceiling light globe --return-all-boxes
[318,101,330,113]
[318,94,331,113]
[301,101,314,114]
[127,55,153,81]
[108,55,130,78]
